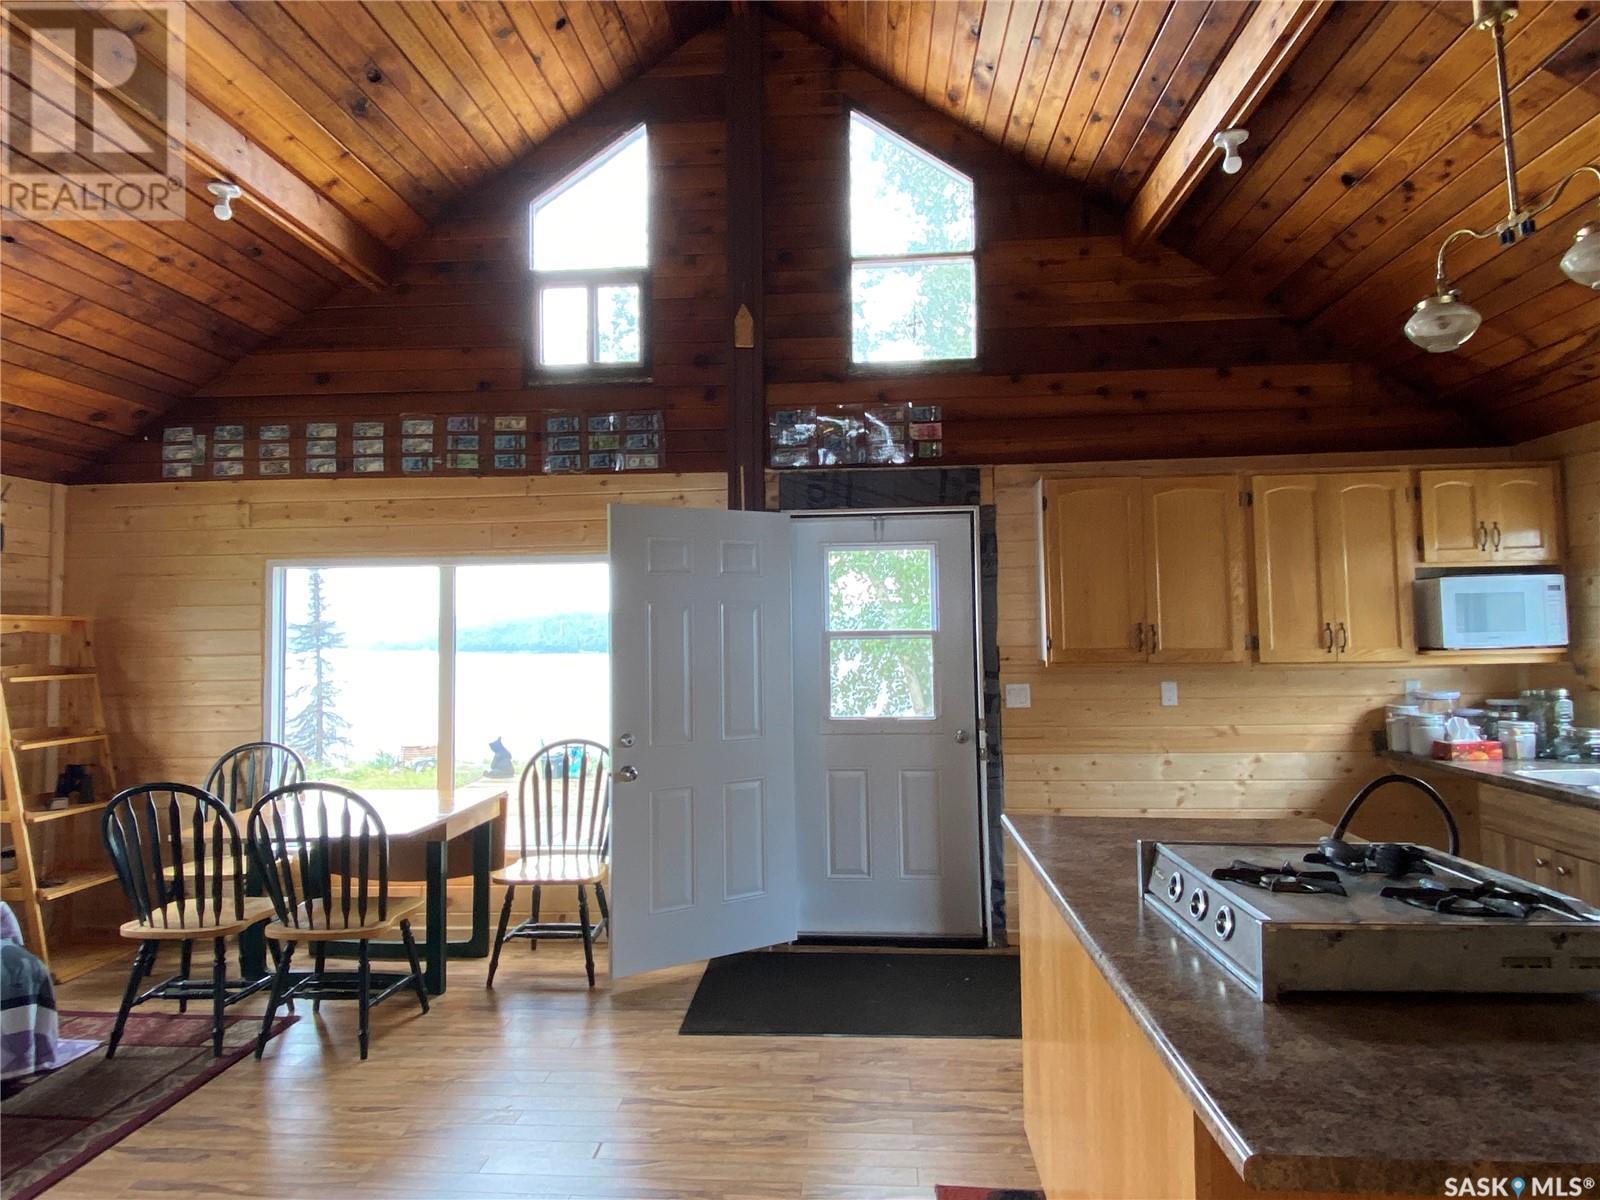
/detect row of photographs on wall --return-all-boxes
[159,413,665,478]
[767,403,944,467]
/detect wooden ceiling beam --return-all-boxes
[3,6,393,291]
[1124,0,1333,250]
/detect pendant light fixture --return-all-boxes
[1404,0,1600,353]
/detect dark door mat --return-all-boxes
[679,950,1020,1038]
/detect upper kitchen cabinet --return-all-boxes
[1252,472,1414,664]
[1040,476,1245,665]
[1418,467,1561,565]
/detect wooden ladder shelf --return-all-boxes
[0,614,122,982]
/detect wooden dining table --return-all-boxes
[239,784,508,995]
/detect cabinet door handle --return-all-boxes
[1533,856,1551,869]
[1491,521,1502,550]
[1477,521,1490,551]
[1134,622,1146,653]
[1322,622,1334,653]
[1149,624,1159,652]
[1554,864,1571,878]
[1336,622,1349,652]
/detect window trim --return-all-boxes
[263,554,607,799]
[846,108,980,374]
[525,123,652,386]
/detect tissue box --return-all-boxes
[1431,739,1503,761]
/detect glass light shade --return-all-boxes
[1403,292,1482,353]
[1560,223,1600,288]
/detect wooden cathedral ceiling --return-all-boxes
[3,1,1598,482]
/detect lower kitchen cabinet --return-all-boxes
[1477,785,1600,906]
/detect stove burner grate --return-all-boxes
[1212,860,1348,896]
[1305,840,1435,880]
[1379,879,1583,920]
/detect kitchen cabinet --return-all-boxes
[1418,467,1560,564]
[1477,785,1600,907]
[1040,476,1245,665]
[1252,471,1414,664]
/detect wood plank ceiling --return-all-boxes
[3,1,1598,481]
[1,0,714,480]
[778,0,1600,438]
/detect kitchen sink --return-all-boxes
[1508,766,1600,788]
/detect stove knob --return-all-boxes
[1189,888,1209,920]
[1214,906,1235,942]
[1167,871,1185,903]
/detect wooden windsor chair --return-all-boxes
[246,783,429,1060]
[486,739,612,988]
[101,784,277,1057]
[205,741,305,814]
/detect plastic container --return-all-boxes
[1411,690,1461,716]
[1408,713,1447,757]
[1385,704,1420,751]
[1498,719,1538,760]
[1484,699,1524,740]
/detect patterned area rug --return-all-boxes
[934,1189,1045,1200]
[1,1009,295,1200]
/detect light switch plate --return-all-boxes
[1160,681,1179,707]
[1404,679,1421,696]
[1004,683,1031,709]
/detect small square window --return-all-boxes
[827,547,935,631]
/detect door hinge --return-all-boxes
[1417,535,1424,554]
[1245,633,1260,651]
[1046,636,1053,650]
[1041,496,1048,511]
[1240,490,1253,507]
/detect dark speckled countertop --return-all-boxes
[1382,749,1600,813]
[1004,812,1600,1196]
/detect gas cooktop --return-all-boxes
[1138,840,1600,1000]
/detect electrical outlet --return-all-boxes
[1004,683,1031,709]
[1160,681,1179,707]
[1405,679,1421,696]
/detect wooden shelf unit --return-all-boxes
[0,614,120,981]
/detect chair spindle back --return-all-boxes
[205,741,306,814]
[516,740,611,856]
[103,784,245,929]
[247,783,390,932]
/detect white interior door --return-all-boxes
[608,504,797,978]
[791,512,985,937]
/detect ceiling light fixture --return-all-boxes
[207,180,243,221]
[1213,128,1249,175]
[1404,0,1600,353]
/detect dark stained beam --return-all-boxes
[726,2,765,510]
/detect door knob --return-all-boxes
[954,730,970,745]
[618,733,635,748]
[617,765,639,782]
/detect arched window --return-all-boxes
[528,124,649,379]
[849,111,977,366]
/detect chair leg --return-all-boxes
[576,884,596,988]
[211,937,227,1057]
[313,943,326,1013]
[593,881,611,943]
[357,940,372,1061]
[177,940,192,1013]
[107,941,154,1059]
[487,885,515,989]
[255,942,294,1061]
[528,885,541,951]
[400,919,429,1014]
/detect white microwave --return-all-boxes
[1415,574,1568,650]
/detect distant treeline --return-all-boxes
[373,614,608,653]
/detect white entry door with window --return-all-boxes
[791,513,984,937]
[608,505,987,979]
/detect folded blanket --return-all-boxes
[0,901,61,1080]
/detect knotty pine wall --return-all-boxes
[0,474,63,616]
[82,27,730,483]
[1518,421,1600,722]
[60,472,724,927]
[759,23,1473,464]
